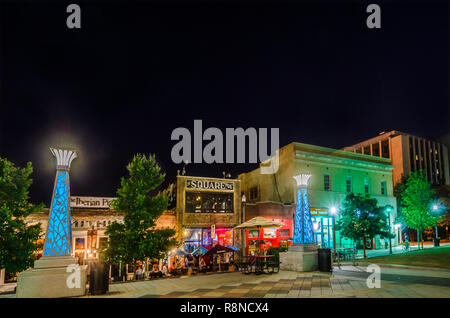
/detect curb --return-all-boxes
[334,262,450,272]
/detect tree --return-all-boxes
[102,154,178,268]
[335,193,393,258]
[0,157,43,274]
[400,171,439,249]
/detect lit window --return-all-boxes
[324,174,331,191]
[346,176,352,193]
[381,181,387,196]
[250,186,258,200]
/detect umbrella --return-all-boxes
[168,248,188,257]
[204,244,235,256]
[191,246,209,256]
[226,245,240,252]
[234,216,285,229]
[234,217,284,255]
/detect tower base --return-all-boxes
[17,256,87,298]
[279,244,318,272]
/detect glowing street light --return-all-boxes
[329,206,338,253]
[385,205,394,255]
[431,201,443,245]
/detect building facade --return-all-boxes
[239,142,399,253]
[176,176,242,253]
[25,196,177,264]
[342,130,450,186]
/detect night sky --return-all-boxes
[0,0,448,206]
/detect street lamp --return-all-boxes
[385,206,393,255]
[330,206,338,254]
[433,204,439,240]
[431,201,443,246]
[241,194,246,257]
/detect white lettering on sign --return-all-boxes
[186,179,234,191]
[70,196,116,209]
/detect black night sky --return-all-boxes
[0,0,448,206]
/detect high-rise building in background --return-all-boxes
[342,130,449,186]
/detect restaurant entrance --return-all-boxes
[311,215,334,249]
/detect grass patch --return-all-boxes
[357,246,450,269]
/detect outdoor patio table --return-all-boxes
[243,255,274,274]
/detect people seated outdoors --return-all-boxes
[188,255,195,268]
[179,258,188,275]
[161,263,168,277]
[135,266,144,280]
[149,263,163,279]
[199,256,207,273]
[169,261,179,276]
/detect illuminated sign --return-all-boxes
[186,179,234,191]
[310,207,329,215]
[70,196,115,209]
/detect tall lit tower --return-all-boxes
[44,148,77,256]
[279,173,318,272]
[17,147,87,298]
[292,174,315,244]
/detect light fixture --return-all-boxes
[330,206,337,215]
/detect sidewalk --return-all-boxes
[89,265,450,298]
[0,283,16,296]
[3,265,449,298]
[355,242,450,259]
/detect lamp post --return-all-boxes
[241,194,246,257]
[330,206,338,254]
[432,204,439,240]
[385,206,393,255]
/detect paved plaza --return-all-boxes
[2,264,449,298]
[95,265,450,298]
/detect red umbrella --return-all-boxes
[204,244,234,256]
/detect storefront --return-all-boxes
[243,205,354,254]
[310,207,334,249]
[246,218,292,255]
[183,227,234,252]
[176,176,241,253]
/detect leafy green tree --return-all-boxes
[401,171,439,249]
[335,193,393,258]
[102,154,177,268]
[0,157,43,274]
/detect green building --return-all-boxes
[239,142,398,252]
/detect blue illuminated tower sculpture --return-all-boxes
[292,174,315,245]
[279,174,318,272]
[17,147,87,298]
[43,148,77,256]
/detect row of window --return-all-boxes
[323,174,387,196]
[246,175,389,201]
[409,136,446,184]
[72,219,118,228]
[354,139,390,159]
[185,191,234,213]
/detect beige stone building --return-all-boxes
[239,142,398,251]
[342,130,449,186]
[176,175,242,253]
[25,196,177,264]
